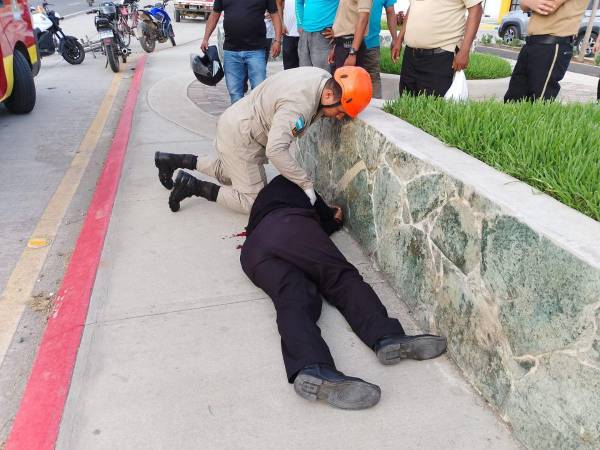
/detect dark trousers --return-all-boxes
[332,36,367,71]
[504,42,572,102]
[240,208,405,382]
[283,35,300,70]
[399,47,454,97]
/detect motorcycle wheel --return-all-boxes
[139,30,156,53]
[106,43,120,73]
[62,37,85,65]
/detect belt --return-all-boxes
[526,35,574,45]
[334,35,354,44]
[405,46,452,55]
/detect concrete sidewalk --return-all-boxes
[56,42,520,449]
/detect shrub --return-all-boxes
[379,48,513,80]
[384,96,600,221]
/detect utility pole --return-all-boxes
[577,0,599,62]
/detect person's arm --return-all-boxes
[345,0,372,66]
[386,4,398,43]
[296,0,305,33]
[277,0,288,35]
[270,8,283,57]
[452,2,483,71]
[265,110,314,195]
[391,9,408,62]
[201,11,222,51]
[520,0,562,15]
[314,194,343,235]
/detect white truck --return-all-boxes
[173,0,213,22]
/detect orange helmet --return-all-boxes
[333,66,372,118]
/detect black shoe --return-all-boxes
[293,364,381,410]
[169,171,220,212]
[374,334,447,365]
[154,151,197,190]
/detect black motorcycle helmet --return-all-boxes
[190,46,224,87]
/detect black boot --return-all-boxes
[293,364,381,410]
[169,170,220,212]
[154,151,197,190]
[374,334,447,365]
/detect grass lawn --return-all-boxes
[384,96,600,222]
[379,47,513,80]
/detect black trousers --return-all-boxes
[283,35,300,70]
[240,208,405,382]
[399,47,454,97]
[504,42,572,102]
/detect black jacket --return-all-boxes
[246,176,343,237]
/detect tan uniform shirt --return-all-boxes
[404,0,483,52]
[528,0,589,37]
[333,0,373,37]
[217,67,331,191]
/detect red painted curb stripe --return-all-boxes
[6,55,147,450]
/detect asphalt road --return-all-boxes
[36,0,92,17]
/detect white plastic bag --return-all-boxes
[444,70,468,102]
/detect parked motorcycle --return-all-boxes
[138,0,175,53]
[31,2,85,64]
[87,3,131,73]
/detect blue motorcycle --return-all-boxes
[138,0,175,53]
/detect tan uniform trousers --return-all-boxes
[196,140,267,215]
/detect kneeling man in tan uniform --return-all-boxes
[155,66,372,214]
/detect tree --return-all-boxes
[577,0,599,62]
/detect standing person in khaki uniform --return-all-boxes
[329,0,373,71]
[504,0,590,102]
[391,0,483,97]
[154,66,373,214]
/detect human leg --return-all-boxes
[298,31,311,67]
[308,31,333,72]
[413,50,454,97]
[244,49,267,90]
[362,47,382,99]
[399,48,418,96]
[527,42,572,101]
[504,45,532,102]
[223,50,246,103]
[283,35,300,69]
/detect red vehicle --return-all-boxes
[1,0,40,114]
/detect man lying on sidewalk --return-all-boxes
[154,66,372,214]
[240,175,447,410]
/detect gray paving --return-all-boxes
[57,36,520,450]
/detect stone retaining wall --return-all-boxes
[296,108,600,450]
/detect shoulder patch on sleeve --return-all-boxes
[291,115,306,137]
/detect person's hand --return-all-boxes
[333,206,343,222]
[344,53,357,66]
[201,38,209,52]
[452,49,470,71]
[521,0,560,15]
[321,27,334,39]
[594,37,600,55]
[327,46,335,64]
[397,11,405,25]
[271,40,281,58]
[298,27,303,34]
[391,38,402,63]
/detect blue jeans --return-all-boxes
[223,50,267,104]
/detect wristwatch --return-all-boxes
[349,48,357,56]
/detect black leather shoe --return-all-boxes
[154,151,197,190]
[293,364,381,410]
[374,334,447,365]
[169,171,220,212]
